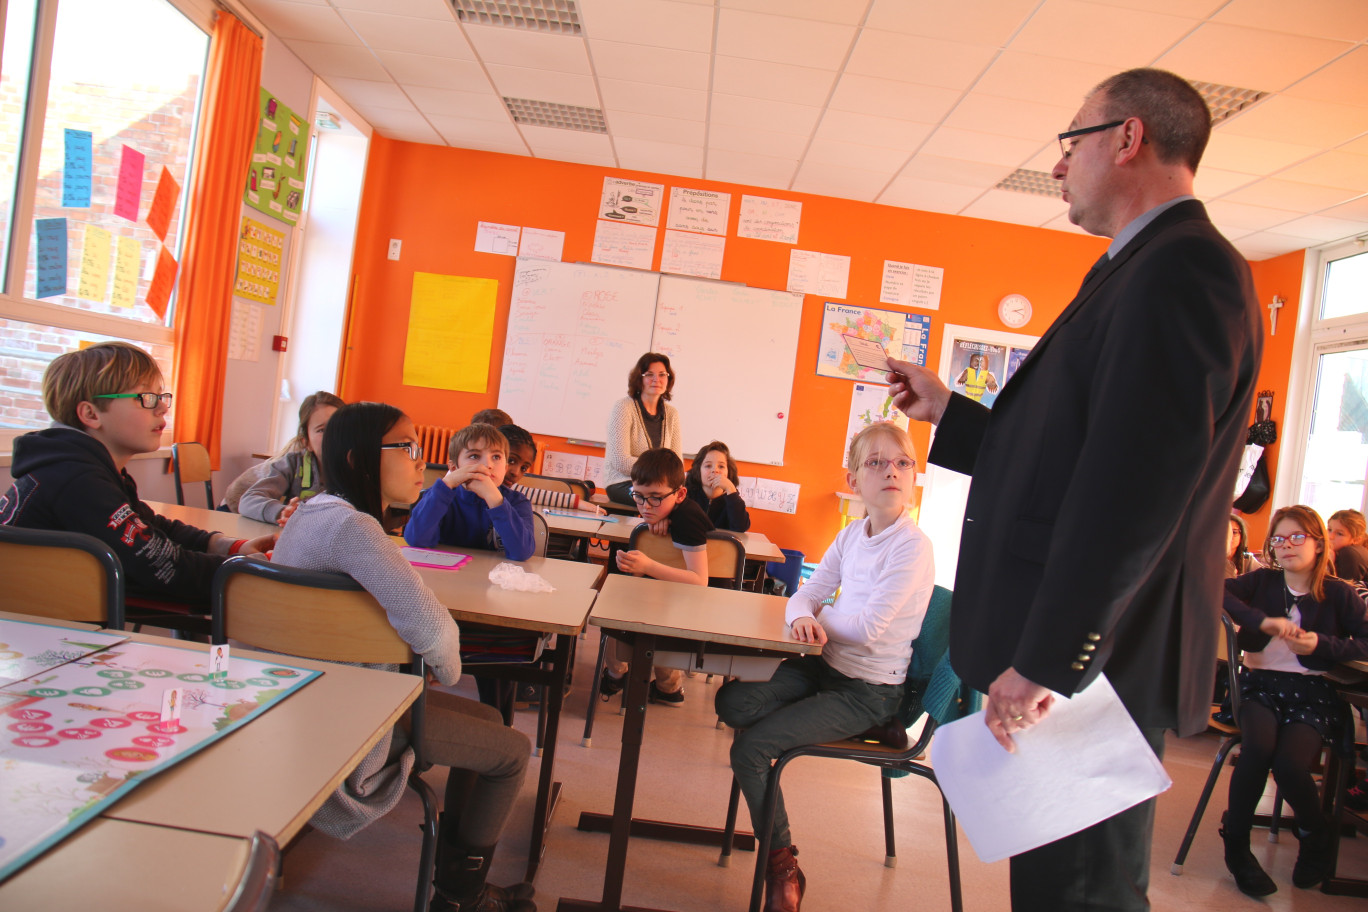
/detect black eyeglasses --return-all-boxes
[1269,532,1315,547]
[380,442,424,461]
[1057,121,1124,159]
[95,392,173,409]
[630,487,679,507]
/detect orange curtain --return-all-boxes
[171,13,262,468]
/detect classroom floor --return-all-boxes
[269,627,1368,912]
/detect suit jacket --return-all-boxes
[928,199,1262,736]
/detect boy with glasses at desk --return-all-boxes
[0,341,275,603]
[599,447,713,707]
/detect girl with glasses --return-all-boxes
[603,352,682,506]
[272,402,537,912]
[1220,504,1368,896]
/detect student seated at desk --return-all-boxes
[273,402,536,912]
[0,342,275,604]
[406,423,535,561]
[600,448,713,707]
[685,439,750,532]
[222,391,343,523]
[715,424,933,912]
[500,424,603,514]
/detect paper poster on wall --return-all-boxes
[110,236,141,310]
[228,299,264,362]
[77,224,112,303]
[34,218,67,299]
[667,187,730,235]
[737,195,801,244]
[542,450,588,479]
[816,303,927,382]
[600,177,663,227]
[518,226,564,261]
[738,476,800,514]
[1004,346,1031,385]
[145,167,180,242]
[145,247,177,319]
[234,216,285,305]
[113,145,145,222]
[881,260,944,310]
[584,455,605,486]
[62,129,92,208]
[591,219,656,270]
[660,230,725,280]
[843,383,910,469]
[403,273,498,393]
[244,88,309,223]
[475,221,520,255]
[948,338,1007,407]
[787,249,850,298]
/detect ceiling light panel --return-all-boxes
[448,0,582,34]
[996,169,1061,198]
[504,97,607,133]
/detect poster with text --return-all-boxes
[947,337,1007,408]
[244,88,309,224]
[600,177,663,227]
[816,303,927,383]
[234,216,285,305]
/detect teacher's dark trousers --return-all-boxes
[1009,728,1166,912]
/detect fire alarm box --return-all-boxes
[272,335,288,352]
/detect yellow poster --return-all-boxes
[111,235,141,309]
[234,216,285,305]
[403,273,498,393]
[77,224,112,302]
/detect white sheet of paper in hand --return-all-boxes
[928,674,1170,863]
[842,333,890,371]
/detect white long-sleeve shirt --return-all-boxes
[786,514,934,684]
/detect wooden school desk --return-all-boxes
[558,575,819,912]
[591,520,785,563]
[145,500,279,539]
[535,505,609,540]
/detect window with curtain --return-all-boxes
[0,0,210,439]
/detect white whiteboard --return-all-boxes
[653,276,803,466]
[497,259,659,441]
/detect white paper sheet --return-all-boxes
[787,249,849,298]
[667,187,730,235]
[591,219,656,270]
[737,476,800,514]
[601,177,663,227]
[474,221,521,255]
[518,226,565,261]
[227,300,263,362]
[660,230,725,279]
[929,675,1171,863]
[542,450,587,479]
[584,455,605,486]
[880,260,944,310]
[737,194,801,244]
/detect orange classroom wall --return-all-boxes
[344,135,1295,561]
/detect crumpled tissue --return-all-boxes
[488,561,555,593]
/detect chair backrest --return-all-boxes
[897,585,960,727]
[626,525,745,589]
[1219,611,1243,720]
[0,524,125,628]
[172,441,214,507]
[519,474,578,496]
[223,830,280,912]
[529,510,549,558]
[422,463,447,490]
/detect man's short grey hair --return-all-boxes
[1092,68,1211,173]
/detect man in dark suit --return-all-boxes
[888,68,1263,910]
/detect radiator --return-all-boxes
[415,424,455,465]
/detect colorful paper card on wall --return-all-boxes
[817,303,928,383]
[234,216,285,305]
[34,218,68,299]
[114,145,145,221]
[77,224,112,302]
[403,273,498,393]
[145,167,181,242]
[145,246,177,319]
[62,129,92,208]
[111,236,141,309]
[245,88,309,223]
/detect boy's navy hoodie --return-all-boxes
[1,426,225,602]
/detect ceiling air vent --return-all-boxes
[996,169,1060,198]
[448,0,582,35]
[504,97,606,133]
[1190,81,1268,126]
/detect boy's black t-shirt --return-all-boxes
[664,496,713,550]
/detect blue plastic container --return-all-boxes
[766,548,806,596]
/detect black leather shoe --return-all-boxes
[1292,825,1334,889]
[1221,826,1277,896]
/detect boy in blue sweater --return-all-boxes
[405,423,535,560]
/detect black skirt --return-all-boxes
[1239,668,1342,740]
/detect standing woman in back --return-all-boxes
[603,352,682,505]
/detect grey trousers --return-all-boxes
[425,690,530,848]
[715,655,901,848]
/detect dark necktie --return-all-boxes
[1079,253,1109,292]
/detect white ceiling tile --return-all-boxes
[1021,145,1064,173]
[1155,23,1351,93]
[919,127,1044,168]
[971,51,1118,107]
[405,85,510,121]
[1203,199,1303,232]
[1275,152,1368,194]
[462,25,592,74]
[1319,195,1368,223]
[520,126,617,165]
[943,94,1078,143]
[866,0,1037,46]
[1212,0,1368,43]
[616,137,705,177]
[899,154,1015,189]
[715,9,855,70]
[607,110,705,145]
[960,189,1068,226]
[827,75,960,124]
[719,0,866,27]
[1010,0,1198,70]
[375,52,490,91]
[1221,178,1362,214]
[1192,167,1258,199]
[1281,47,1368,105]
[704,149,798,190]
[1219,96,1368,150]
[353,105,443,143]
[878,176,984,214]
[323,76,412,110]
[427,116,528,153]
[341,10,475,57]
[242,0,358,43]
[1271,214,1368,244]
[484,65,601,107]
[282,40,389,79]
[711,57,839,106]
[1066,0,1224,16]
[804,138,909,173]
[1229,231,1312,260]
[588,40,710,90]
[330,0,452,16]
[845,30,1000,91]
[1341,136,1368,157]
[598,79,708,119]
[577,0,716,52]
[791,163,891,202]
[708,123,809,158]
[709,95,823,136]
[813,109,934,151]
[1201,133,1321,175]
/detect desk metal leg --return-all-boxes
[1320,743,1368,897]
[527,634,572,882]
